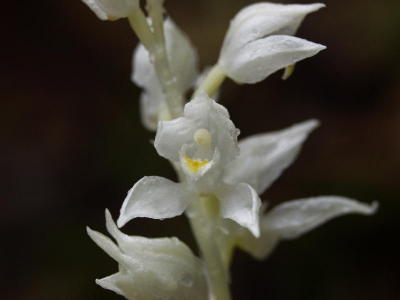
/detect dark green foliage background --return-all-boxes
[1,0,399,299]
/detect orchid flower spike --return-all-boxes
[81,0,139,21]
[87,210,209,300]
[218,2,326,84]
[132,18,198,130]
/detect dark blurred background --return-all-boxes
[2,0,400,299]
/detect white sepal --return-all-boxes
[118,176,192,227]
[219,35,326,84]
[88,211,209,300]
[81,0,138,21]
[263,196,378,239]
[238,196,378,260]
[224,119,319,194]
[132,18,198,130]
[216,183,261,237]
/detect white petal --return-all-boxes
[117,176,192,227]
[216,183,261,237]
[221,2,325,51]
[81,0,137,21]
[133,18,198,91]
[96,273,131,298]
[155,93,239,164]
[139,91,164,131]
[87,227,124,263]
[220,35,326,84]
[264,196,378,239]
[233,196,377,260]
[106,210,197,261]
[224,119,319,194]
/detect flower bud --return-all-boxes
[218,2,326,84]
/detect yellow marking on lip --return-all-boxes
[183,156,210,173]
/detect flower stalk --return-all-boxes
[194,64,226,97]
[188,197,231,300]
[128,0,183,118]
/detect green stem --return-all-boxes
[188,197,231,300]
[128,4,154,51]
[146,0,184,118]
[194,64,226,97]
[128,1,184,119]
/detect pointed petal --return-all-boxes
[217,183,261,237]
[265,196,378,239]
[224,119,319,194]
[82,0,107,20]
[81,0,137,21]
[117,176,192,227]
[220,35,326,84]
[233,196,377,260]
[96,273,129,298]
[86,227,123,263]
[106,210,197,261]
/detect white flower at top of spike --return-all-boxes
[81,0,138,21]
[132,18,198,130]
[218,2,326,84]
[87,210,209,300]
[117,94,262,237]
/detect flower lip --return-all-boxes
[182,156,211,173]
[179,145,218,179]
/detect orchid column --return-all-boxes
[82,1,377,300]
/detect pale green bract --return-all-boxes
[81,1,379,299]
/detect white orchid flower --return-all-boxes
[210,121,378,265]
[133,18,199,130]
[218,2,326,83]
[81,0,139,21]
[87,210,209,300]
[118,93,262,237]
